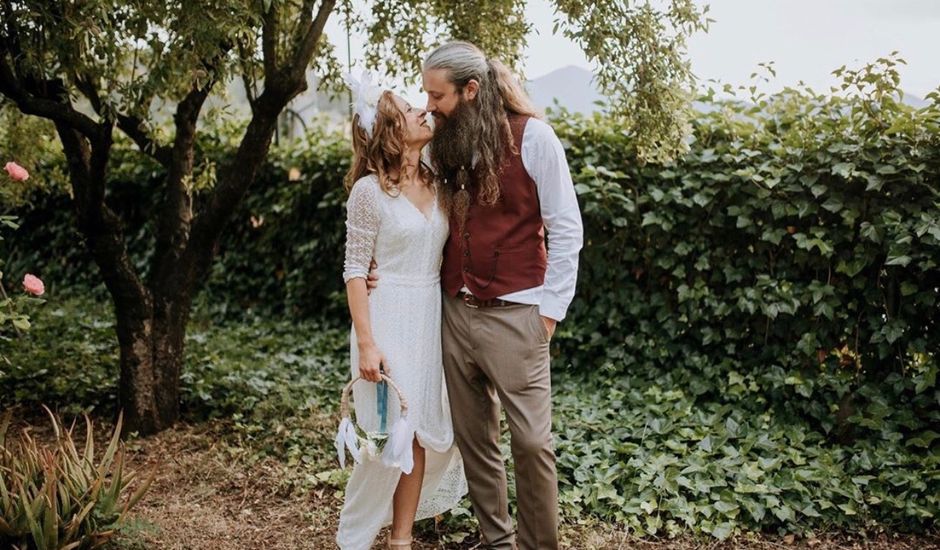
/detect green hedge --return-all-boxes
[3,78,939,441]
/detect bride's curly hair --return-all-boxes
[345,90,432,195]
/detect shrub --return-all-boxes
[0,407,153,549]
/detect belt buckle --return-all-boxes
[462,293,479,309]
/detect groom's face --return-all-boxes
[422,68,476,123]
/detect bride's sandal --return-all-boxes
[387,535,412,549]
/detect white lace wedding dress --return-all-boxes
[336,174,467,549]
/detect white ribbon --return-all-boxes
[381,416,415,475]
[334,417,361,468]
[343,69,389,139]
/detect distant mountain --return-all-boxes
[527,65,604,115]
[526,65,932,115]
[527,65,718,115]
[901,92,930,109]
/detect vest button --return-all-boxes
[463,266,470,272]
[462,232,470,239]
[464,250,470,257]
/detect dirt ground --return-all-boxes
[6,416,939,550]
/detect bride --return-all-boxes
[335,72,467,550]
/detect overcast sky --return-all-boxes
[326,0,940,104]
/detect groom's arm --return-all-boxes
[521,118,584,331]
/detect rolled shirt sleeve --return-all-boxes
[520,118,584,321]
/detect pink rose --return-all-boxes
[22,274,44,296]
[4,161,29,181]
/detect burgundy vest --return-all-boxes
[441,114,547,299]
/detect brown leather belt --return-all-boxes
[457,291,516,309]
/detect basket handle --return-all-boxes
[340,374,409,420]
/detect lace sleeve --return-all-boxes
[343,177,381,283]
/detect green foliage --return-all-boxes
[0,215,40,348]
[554,57,940,442]
[0,295,119,414]
[3,299,937,538]
[198,121,353,320]
[553,371,938,539]
[181,311,351,472]
[551,0,709,163]
[0,106,67,207]
[358,0,531,81]
[0,407,153,549]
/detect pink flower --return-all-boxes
[22,274,44,296]
[4,161,29,181]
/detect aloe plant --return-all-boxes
[0,406,154,549]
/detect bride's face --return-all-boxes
[391,94,432,147]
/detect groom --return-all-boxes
[422,41,583,550]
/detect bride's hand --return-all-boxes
[358,341,387,382]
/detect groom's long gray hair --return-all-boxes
[423,41,539,210]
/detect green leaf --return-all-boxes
[908,430,939,448]
[711,522,733,540]
[772,504,794,522]
[821,197,843,212]
[885,255,911,267]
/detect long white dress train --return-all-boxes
[336,175,467,550]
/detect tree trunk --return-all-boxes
[115,302,160,435]
[114,287,193,435]
[152,290,193,429]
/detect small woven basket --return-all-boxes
[337,374,409,461]
[340,374,409,421]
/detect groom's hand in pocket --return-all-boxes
[541,316,557,340]
[366,259,379,294]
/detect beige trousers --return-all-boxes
[441,293,558,550]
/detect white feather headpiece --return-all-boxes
[343,69,389,139]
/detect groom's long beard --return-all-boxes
[430,99,479,231]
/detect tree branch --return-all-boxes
[261,4,279,81]
[237,38,259,112]
[70,71,174,166]
[289,0,336,82]
[151,83,212,280]
[150,37,232,295]
[183,0,336,289]
[0,50,103,139]
[55,121,150,315]
[118,113,174,166]
[72,73,104,115]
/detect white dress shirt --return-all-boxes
[462,117,584,321]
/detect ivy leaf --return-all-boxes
[822,197,844,212]
[772,504,795,522]
[885,254,911,267]
[832,162,855,178]
[907,431,939,448]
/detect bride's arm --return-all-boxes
[345,280,385,382]
[343,179,386,382]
